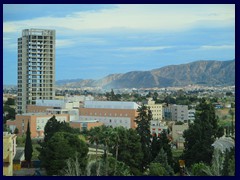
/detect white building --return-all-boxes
[79,101,140,129]
[150,120,168,136]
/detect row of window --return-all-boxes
[83,112,129,117]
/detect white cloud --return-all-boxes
[3,4,235,34]
[116,46,173,51]
[200,45,235,50]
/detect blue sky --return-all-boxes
[3,4,235,85]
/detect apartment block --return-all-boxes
[79,101,140,129]
[17,29,55,114]
[150,120,168,136]
[146,98,163,121]
[163,104,188,122]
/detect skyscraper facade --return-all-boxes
[17,29,55,114]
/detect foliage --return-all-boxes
[148,163,167,176]
[222,148,235,176]
[43,115,79,142]
[4,98,15,105]
[39,132,88,175]
[109,127,143,175]
[3,105,16,120]
[190,162,209,176]
[86,157,132,176]
[153,148,174,176]
[24,121,33,165]
[106,89,120,101]
[135,105,152,171]
[14,127,19,134]
[183,99,219,166]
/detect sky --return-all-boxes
[3,4,235,85]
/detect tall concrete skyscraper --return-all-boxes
[17,29,56,114]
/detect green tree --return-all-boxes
[43,115,78,142]
[159,130,173,167]
[222,148,235,176]
[5,98,15,105]
[14,127,19,134]
[135,105,152,172]
[109,127,143,175]
[183,99,219,166]
[190,162,208,176]
[86,157,132,176]
[24,121,33,167]
[39,132,88,175]
[153,148,174,175]
[148,163,167,176]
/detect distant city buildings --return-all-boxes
[17,29,56,114]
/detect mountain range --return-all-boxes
[56,60,235,89]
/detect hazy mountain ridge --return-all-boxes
[56,60,235,88]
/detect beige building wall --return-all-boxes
[27,104,54,113]
[3,132,17,176]
[147,98,163,121]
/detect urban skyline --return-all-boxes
[3,4,235,85]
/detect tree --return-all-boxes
[39,132,88,175]
[183,99,219,167]
[43,115,78,142]
[5,98,15,105]
[153,148,174,175]
[159,130,173,167]
[222,148,235,176]
[86,157,132,176]
[148,163,167,176]
[109,127,143,175]
[135,105,152,172]
[14,127,19,134]
[24,121,33,168]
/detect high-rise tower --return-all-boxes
[17,29,55,114]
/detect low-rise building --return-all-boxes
[150,120,168,136]
[3,132,17,176]
[79,101,140,129]
[70,120,104,131]
[7,113,69,138]
[172,123,189,149]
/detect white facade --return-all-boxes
[84,101,139,110]
[79,116,131,129]
[150,120,168,136]
[36,99,79,109]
